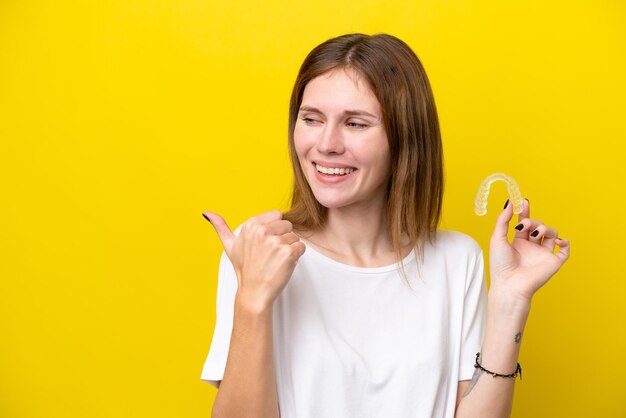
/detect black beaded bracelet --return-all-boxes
[474,352,522,380]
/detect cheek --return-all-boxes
[293,125,312,159]
[357,137,390,169]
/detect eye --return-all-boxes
[300,117,320,125]
[346,121,368,129]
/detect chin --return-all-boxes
[310,192,353,209]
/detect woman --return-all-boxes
[201,33,570,418]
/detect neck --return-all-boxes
[311,197,395,262]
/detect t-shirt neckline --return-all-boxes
[301,240,416,274]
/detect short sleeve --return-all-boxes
[458,247,488,380]
[200,249,238,388]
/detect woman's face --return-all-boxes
[294,67,391,211]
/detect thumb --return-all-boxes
[492,199,514,242]
[202,211,235,255]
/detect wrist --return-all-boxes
[235,291,274,316]
[488,286,532,318]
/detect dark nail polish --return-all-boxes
[202,214,211,223]
[504,199,510,209]
[515,223,524,231]
[530,230,539,237]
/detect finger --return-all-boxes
[265,220,294,236]
[492,199,514,243]
[279,232,301,245]
[513,217,543,240]
[247,209,283,225]
[528,224,558,251]
[554,237,570,264]
[517,198,530,223]
[202,211,236,255]
[290,241,306,259]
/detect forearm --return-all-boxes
[212,294,279,418]
[455,290,530,418]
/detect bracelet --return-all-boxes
[474,352,522,380]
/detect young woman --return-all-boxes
[201,33,570,418]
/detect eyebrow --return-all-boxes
[299,106,378,119]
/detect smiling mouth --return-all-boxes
[314,163,356,176]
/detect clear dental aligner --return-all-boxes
[474,172,523,216]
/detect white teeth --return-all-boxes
[316,164,355,175]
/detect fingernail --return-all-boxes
[515,223,524,231]
[530,230,539,237]
[202,213,212,223]
[503,199,510,209]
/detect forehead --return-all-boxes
[301,68,380,113]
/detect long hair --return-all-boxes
[283,33,444,277]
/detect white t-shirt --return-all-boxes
[201,229,487,418]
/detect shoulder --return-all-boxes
[432,229,483,259]
[432,230,486,291]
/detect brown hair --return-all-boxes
[283,33,444,277]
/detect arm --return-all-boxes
[455,199,570,417]
[212,295,279,418]
[203,210,305,418]
[454,292,529,417]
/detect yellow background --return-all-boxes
[1,0,624,417]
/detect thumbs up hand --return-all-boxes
[202,210,306,312]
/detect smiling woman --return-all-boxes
[284,35,445,274]
[293,67,391,214]
[200,33,570,418]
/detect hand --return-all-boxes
[488,199,570,304]
[202,210,306,311]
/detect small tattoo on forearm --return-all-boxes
[462,367,485,398]
[515,332,522,344]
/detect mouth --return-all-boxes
[313,162,357,177]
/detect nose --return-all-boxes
[316,122,345,154]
